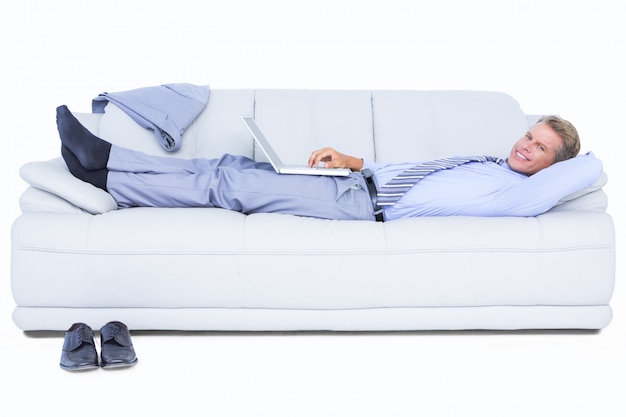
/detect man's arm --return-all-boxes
[308,148,364,171]
[495,152,603,216]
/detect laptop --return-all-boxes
[240,116,351,176]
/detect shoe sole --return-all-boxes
[101,358,138,369]
[60,363,99,371]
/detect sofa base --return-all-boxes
[12,305,613,332]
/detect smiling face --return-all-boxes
[507,122,564,176]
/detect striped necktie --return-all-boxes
[376,155,504,207]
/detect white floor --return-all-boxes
[1,294,624,416]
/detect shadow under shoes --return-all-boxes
[100,321,138,369]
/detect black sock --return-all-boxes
[61,146,108,191]
[56,105,112,170]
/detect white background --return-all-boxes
[1,1,624,416]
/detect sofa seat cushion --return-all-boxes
[11,208,614,310]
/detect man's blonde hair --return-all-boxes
[538,115,580,162]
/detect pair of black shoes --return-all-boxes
[60,321,138,371]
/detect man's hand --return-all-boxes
[308,147,364,171]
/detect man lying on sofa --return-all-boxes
[56,105,602,222]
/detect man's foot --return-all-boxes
[62,145,108,191]
[56,105,112,170]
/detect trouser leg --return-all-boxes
[107,147,269,208]
[106,146,374,220]
[208,165,374,220]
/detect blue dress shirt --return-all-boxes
[364,152,603,221]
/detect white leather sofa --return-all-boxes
[11,89,615,331]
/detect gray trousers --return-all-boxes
[106,146,375,221]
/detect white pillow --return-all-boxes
[20,187,88,214]
[19,158,118,214]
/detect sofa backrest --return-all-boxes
[81,89,529,164]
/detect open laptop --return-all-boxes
[240,116,351,176]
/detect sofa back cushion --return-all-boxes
[372,91,528,162]
[89,89,528,163]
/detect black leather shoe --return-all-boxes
[60,323,99,371]
[100,321,138,368]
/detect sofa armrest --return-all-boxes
[19,158,118,214]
